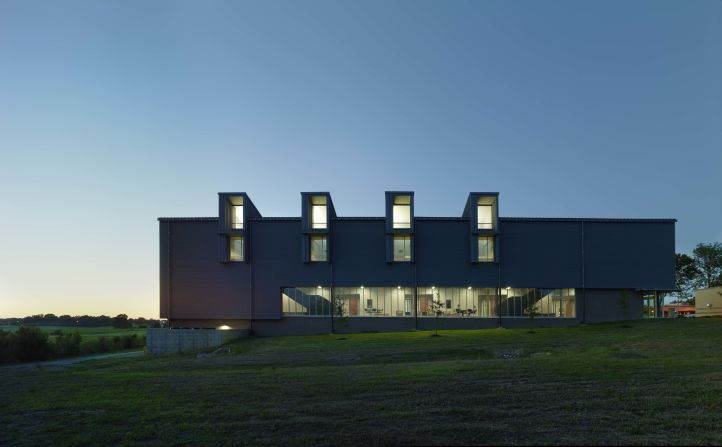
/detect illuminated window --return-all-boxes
[478,236,494,262]
[500,288,576,318]
[229,236,244,261]
[477,196,496,230]
[310,235,328,262]
[231,205,243,229]
[310,196,327,229]
[477,205,492,229]
[393,235,411,261]
[392,195,411,229]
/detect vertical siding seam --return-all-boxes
[581,221,586,324]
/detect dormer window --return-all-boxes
[310,196,327,229]
[392,196,411,229]
[477,196,497,230]
[231,204,244,229]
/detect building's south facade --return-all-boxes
[159,192,675,335]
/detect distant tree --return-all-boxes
[58,315,74,326]
[675,253,701,302]
[111,314,131,329]
[692,242,722,289]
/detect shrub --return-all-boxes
[54,331,81,358]
[79,334,145,356]
[0,330,16,363]
[14,326,51,362]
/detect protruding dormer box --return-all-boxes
[385,191,414,263]
[462,192,499,264]
[300,192,336,263]
[218,193,261,263]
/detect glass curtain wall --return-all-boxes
[333,287,414,317]
[282,287,332,316]
[642,291,657,318]
[417,287,497,317]
[281,287,575,318]
[499,288,575,318]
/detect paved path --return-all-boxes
[3,350,144,369]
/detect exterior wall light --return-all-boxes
[317,285,322,289]
[218,325,231,330]
[397,286,401,290]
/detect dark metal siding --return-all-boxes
[251,220,330,319]
[415,220,498,286]
[499,221,583,288]
[159,217,675,323]
[584,222,675,290]
[167,221,251,319]
[333,220,414,285]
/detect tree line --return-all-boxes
[0,314,161,328]
[675,242,722,303]
[0,326,145,364]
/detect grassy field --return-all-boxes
[0,325,147,341]
[1,319,721,446]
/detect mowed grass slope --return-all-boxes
[1,319,721,446]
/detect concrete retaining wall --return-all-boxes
[147,328,247,354]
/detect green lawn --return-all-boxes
[0,325,147,341]
[1,319,721,446]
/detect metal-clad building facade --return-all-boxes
[159,192,675,335]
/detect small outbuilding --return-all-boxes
[695,287,722,317]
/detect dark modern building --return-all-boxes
[159,192,675,335]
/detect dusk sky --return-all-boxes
[1,0,720,318]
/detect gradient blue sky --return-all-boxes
[1,0,720,317]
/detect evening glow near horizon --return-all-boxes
[0,1,720,318]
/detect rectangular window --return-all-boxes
[499,288,576,318]
[392,195,411,229]
[310,196,327,229]
[393,235,411,261]
[297,287,414,318]
[229,236,244,261]
[231,205,243,229]
[478,236,494,262]
[417,287,497,318]
[282,287,331,316]
[477,204,493,230]
[310,235,328,262]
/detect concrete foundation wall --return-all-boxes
[147,328,248,354]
